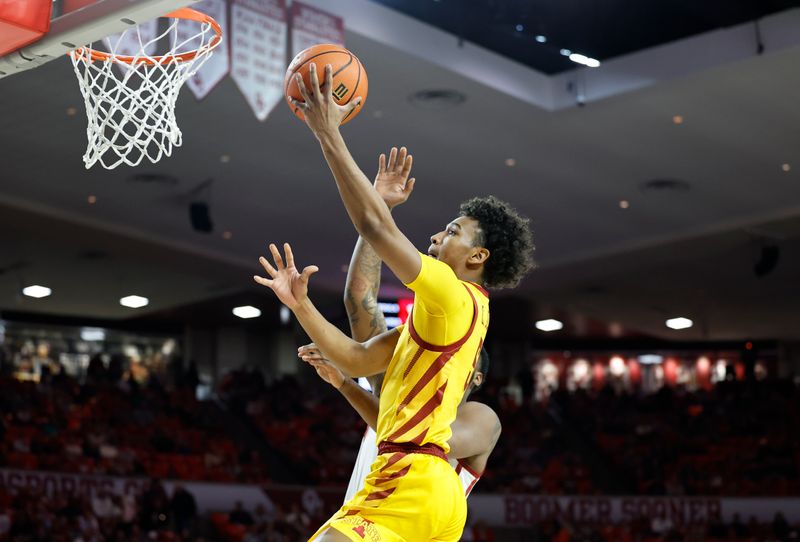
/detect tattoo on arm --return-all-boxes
[345,238,387,341]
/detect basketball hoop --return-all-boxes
[69,8,222,169]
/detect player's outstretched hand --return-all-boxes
[375,146,415,210]
[290,63,362,138]
[298,343,346,389]
[254,243,318,310]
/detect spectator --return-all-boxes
[229,501,254,526]
[169,485,197,534]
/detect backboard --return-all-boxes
[0,0,197,78]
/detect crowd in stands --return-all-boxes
[0,359,268,485]
[1,341,799,540]
[0,479,202,542]
[472,377,800,496]
[219,368,364,486]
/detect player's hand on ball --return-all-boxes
[254,243,318,310]
[298,343,346,389]
[375,147,415,210]
[291,63,362,137]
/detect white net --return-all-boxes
[69,11,221,169]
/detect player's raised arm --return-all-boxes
[448,402,502,465]
[345,148,417,342]
[299,344,380,431]
[290,63,421,285]
[254,243,399,377]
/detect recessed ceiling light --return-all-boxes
[220,154,231,163]
[560,49,572,57]
[505,158,516,167]
[666,317,693,330]
[22,285,52,299]
[619,200,630,209]
[280,306,291,324]
[535,35,547,43]
[120,295,149,309]
[233,305,261,319]
[515,24,524,32]
[535,319,563,332]
[88,195,97,204]
[66,107,77,117]
[782,163,791,172]
[222,231,233,240]
[673,115,684,125]
[373,110,383,118]
[568,53,600,68]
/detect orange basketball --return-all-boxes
[284,44,368,125]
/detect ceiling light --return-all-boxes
[782,163,791,172]
[120,295,149,309]
[619,200,630,209]
[505,158,516,167]
[22,285,51,298]
[560,49,572,57]
[666,317,693,330]
[80,328,106,341]
[535,319,563,332]
[515,24,524,32]
[222,230,232,240]
[673,115,684,125]
[535,35,547,43]
[66,107,77,117]
[220,154,230,163]
[280,306,291,324]
[88,195,97,204]
[233,305,261,319]
[568,53,600,68]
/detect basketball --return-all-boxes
[284,44,368,125]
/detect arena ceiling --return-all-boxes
[371,0,800,74]
[1,0,799,341]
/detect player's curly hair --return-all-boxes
[460,196,535,289]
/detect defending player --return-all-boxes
[255,63,534,541]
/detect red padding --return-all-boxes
[0,0,53,57]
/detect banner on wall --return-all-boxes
[231,0,288,121]
[467,495,800,527]
[173,0,230,100]
[289,1,344,57]
[2,469,799,526]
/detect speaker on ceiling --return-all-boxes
[189,202,213,233]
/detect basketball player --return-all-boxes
[255,63,533,541]
[298,148,499,500]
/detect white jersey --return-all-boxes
[344,426,481,503]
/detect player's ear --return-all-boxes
[472,371,484,388]
[469,247,489,265]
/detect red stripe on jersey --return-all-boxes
[373,464,411,485]
[464,476,479,497]
[387,382,448,442]
[457,459,483,478]
[396,350,455,414]
[467,282,490,298]
[408,427,429,446]
[365,487,396,501]
[407,285,478,352]
[379,452,407,472]
[464,338,484,390]
[401,346,425,380]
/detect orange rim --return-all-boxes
[70,7,222,65]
